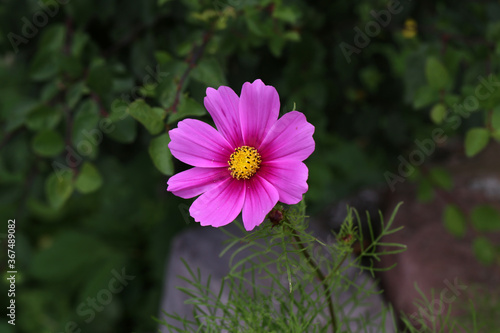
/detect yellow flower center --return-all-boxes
[228,146,262,180]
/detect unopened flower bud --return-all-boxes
[268,208,284,226]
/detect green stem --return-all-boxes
[291,227,337,333]
[332,253,348,275]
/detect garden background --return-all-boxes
[1,0,500,332]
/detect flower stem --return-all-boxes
[290,228,337,333]
[332,253,348,275]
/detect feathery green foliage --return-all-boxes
[159,202,409,332]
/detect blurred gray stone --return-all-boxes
[320,188,384,231]
[377,142,500,330]
[469,176,500,200]
[159,218,396,332]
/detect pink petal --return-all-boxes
[167,167,230,199]
[204,86,243,148]
[239,79,280,148]
[258,111,315,162]
[242,176,279,231]
[190,177,245,228]
[169,119,233,168]
[258,160,308,205]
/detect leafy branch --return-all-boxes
[169,30,213,114]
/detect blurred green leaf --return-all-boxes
[191,58,226,87]
[106,116,137,143]
[32,130,65,157]
[4,100,37,132]
[428,167,453,191]
[26,105,62,131]
[128,99,166,135]
[45,171,74,208]
[245,16,262,36]
[148,133,174,175]
[17,289,67,332]
[157,80,177,108]
[38,23,66,52]
[472,236,496,265]
[75,162,103,194]
[284,30,301,42]
[0,132,31,182]
[154,51,173,64]
[71,30,90,58]
[360,66,382,93]
[486,21,500,42]
[416,178,434,202]
[443,94,460,107]
[156,62,187,108]
[110,99,129,122]
[443,204,467,238]
[168,96,206,124]
[425,56,450,90]
[60,54,84,79]
[413,85,439,109]
[273,6,299,24]
[106,100,138,143]
[77,258,125,306]
[29,49,59,81]
[26,198,63,221]
[269,35,286,57]
[31,231,112,280]
[465,128,490,157]
[158,0,172,5]
[492,105,500,131]
[139,83,157,97]
[72,99,100,158]
[471,205,500,232]
[430,103,447,124]
[66,81,88,109]
[87,60,113,96]
[492,130,500,142]
[40,79,61,102]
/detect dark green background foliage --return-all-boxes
[0,0,500,332]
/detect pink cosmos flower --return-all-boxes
[167,79,315,231]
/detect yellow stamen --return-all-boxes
[228,146,262,180]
